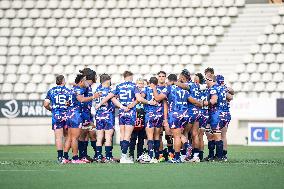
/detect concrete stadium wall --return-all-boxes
[0,98,283,145]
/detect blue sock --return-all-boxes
[174,152,180,160]
[105,146,112,159]
[72,155,79,160]
[199,151,204,160]
[216,140,223,159]
[63,152,69,159]
[120,141,123,151]
[91,140,97,157]
[168,146,174,154]
[223,150,227,156]
[57,150,63,158]
[184,142,190,150]
[84,141,88,157]
[208,140,215,158]
[78,140,84,159]
[110,146,113,158]
[154,140,160,159]
[96,146,102,159]
[180,149,186,155]
[122,140,129,154]
[148,140,154,158]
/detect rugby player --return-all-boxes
[62,74,99,163]
[96,71,155,163]
[43,75,70,163]
[216,75,234,161]
[151,74,202,163]
[203,73,233,161]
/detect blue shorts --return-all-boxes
[168,110,189,129]
[119,109,136,126]
[219,111,231,129]
[199,109,209,129]
[66,108,82,129]
[81,110,94,127]
[95,112,115,130]
[52,112,67,130]
[145,112,163,128]
[209,110,222,133]
[188,108,200,124]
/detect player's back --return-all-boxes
[82,86,93,111]
[95,84,114,113]
[218,85,230,112]
[188,82,201,109]
[113,81,138,106]
[69,86,86,111]
[144,86,163,113]
[200,88,209,110]
[47,86,70,113]
[165,85,189,112]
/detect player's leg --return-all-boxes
[54,128,64,162]
[211,111,223,161]
[78,129,88,160]
[137,129,145,159]
[154,126,161,160]
[171,128,182,162]
[145,115,155,161]
[88,129,96,161]
[221,126,228,160]
[104,128,114,162]
[96,128,104,162]
[63,128,72,163]
[70,127,85,163]
[129,130,137,160]
[189,118,201,162]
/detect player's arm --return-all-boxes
[188,97,202,108]
[43,99,52,111]
[227,87,235,95]
[163,100,168,121]
[127,100,138,109]
[77,94,95,103]
[111,97,126,109]
[174,81,190,91]
[150,84,167,101]
[96,93,115,109]
[135,93,156,105]
[226,93,233,101]
[204,94,218,106]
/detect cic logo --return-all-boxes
[251,127,283,142]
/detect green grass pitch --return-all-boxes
[0,145,283,189]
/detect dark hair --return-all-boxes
[80,68,97,82]
[75,74,85,84]
[195,73,205,84]
[56,75,64,85]
[100,74,111,83]
[157,71,166,76]
[123,71,133,78]
[168,74,177,82]
[181,69,191,81]
[149,77,158,85]
[204,67,214,74]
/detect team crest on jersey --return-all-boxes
[210,90,217,95]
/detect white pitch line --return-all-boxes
[0,170,62,172]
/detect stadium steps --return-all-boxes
[202,3,280,76]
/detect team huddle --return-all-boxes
[44,67,233,164]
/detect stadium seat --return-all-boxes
[28,93,40,100]
[16,93,28,100]
[254,82,265,92]
[19,74,30,83]
[250,72,261,82]
[14,83,25,93]
[262,72,273,82]
[44,74,55,84]
[273,72,283,82]
[2,93,14,100]
[259,92,270,98]
[239,73,249,82]
[258,63,268,73]
[268,63,280,73]
[265,53,276,63]
[250,44,259,54]
[32,74,43,83]
[2,83,13,93]
[277,82,284,92]
[253,54,264,63]
[6,74,17,83]
[246,63,257,73]
[267,34,278,44]
[37,83,47,93]
[266,82,277,92]
[232,82,242,92]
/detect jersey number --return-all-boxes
[120,90,132,100]
[55,95,67,105]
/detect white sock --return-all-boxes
[194,153,199,158]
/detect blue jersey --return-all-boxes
[200,88,209,110]
[45,86,70,113]
[218,85,230,112]
[82,86,93,112]
[208,84,227,112]
[162,85,190,112]
[112,81,139,107]
[188,82,201,110]
[69,86,86,111]
[95,84,115,114]
[143,86,163,113]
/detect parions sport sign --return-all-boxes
[0,100,51,118]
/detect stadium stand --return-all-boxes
[0,0,246,100]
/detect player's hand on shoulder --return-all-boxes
[149,99,157,106]
[93,92,102,99]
